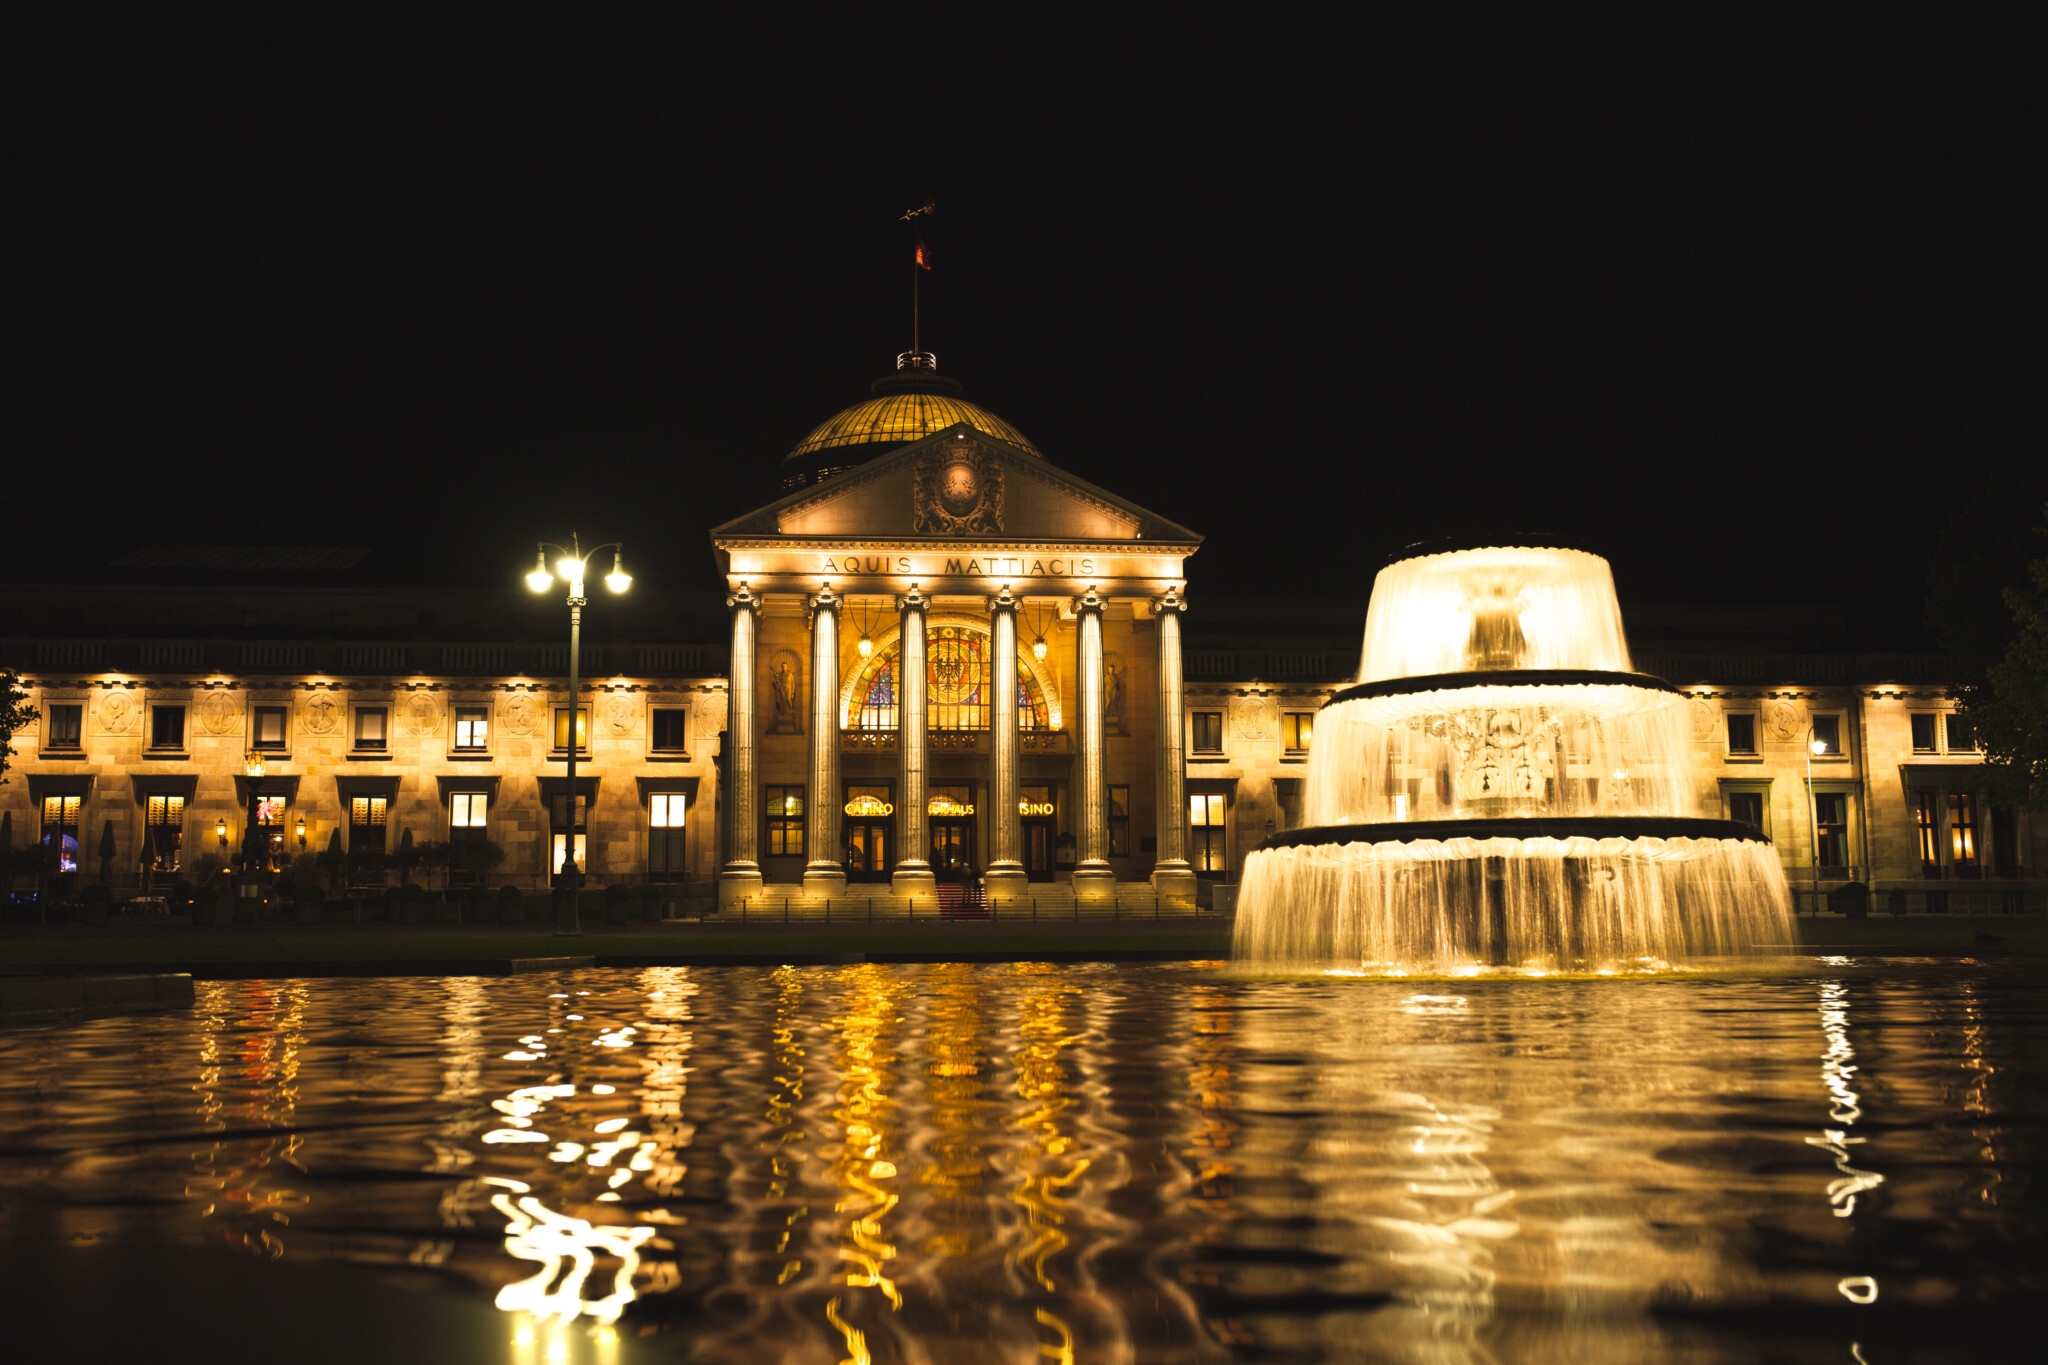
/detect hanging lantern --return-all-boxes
[1032,636,1048,662]
[858,636,874,660]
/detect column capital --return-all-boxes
[895,583,930,612]
[807,583,843,617]
[726,582,760,613]
[1150,587,1187,617]
[1072,586,1107,616]
[985,584,1020,615]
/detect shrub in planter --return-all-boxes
[464,884,492,923]
[392,882,425,925]
[190,885,222,927]
[291,880,323,925]
[79,882,111,926]
[496,883,524,925]
[603,882,632,925]
[638,883,667,922]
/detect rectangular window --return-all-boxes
[354,707,388,750]
[48,704,83,749]
[1108,784,1130,856]
[1945,714,1975,753]
[553,706,590,752]
[1282,712,1314,754]
[1910,714,1939,754]
[451,792,488,829]
[42,795,82,873]
[253,706,287,750]
[145,793,184,872]
[765,785,806,857]
[652,708,689,752]
[1189,792,1227,875]
[454,707,489,751]
[1949,792,1979,876]
[150,705,185,750]
[1726,713,1757,756]
[1814,792,1848,869]
[1728,790,1764,832]
[1811,714,1842,757]
[549,793,587,876]
[1276,777,1304,831]
[1915,792,1941,878]
[649,792,687,877]
[348,795,388,852]
[1191,711,1223,754]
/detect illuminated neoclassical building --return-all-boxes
[711,353,1204,903]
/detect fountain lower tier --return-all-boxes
[1235,819,1794,971]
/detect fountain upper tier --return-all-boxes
[1359,545,1633,682]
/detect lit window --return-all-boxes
[553,706,590,752]
[765,786,805,857]
[1915,792,1940,878]
[1282,712,1313,754]
[649,792,687,878]
[1190,792,1227,875]
[1728,790,1764,832]
[42,795,83,872]
[1814,793,1848,869]
[1910,714,1938,754]
[354,707,388,751]
[845,627,1049,731]
[1109,784,1129,856]
[1945,714,1975,753]
[254,706,287,750]
[1811,714,1842,756]
[652,708,689,752]
[1949,792,1979,875]
[1726,713,1757,756]
[1191,712,1223,754]
[454,708,489,751]
[349,795,388,852]
[550,793,587,876]
[145,793,184,872]
[48,704,83,749]
[451,792,488,828]
[150,705,186,750]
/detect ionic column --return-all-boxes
[803,584,847,896]
[1071,587,1116,898]
[892,585,935,896]
[718,583,763,905]
[985,585,1026,894]
[1150,588,1196,903]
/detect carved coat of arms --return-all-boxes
[302,694,342,735]
[913,438,1004,536]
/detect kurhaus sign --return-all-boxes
[724,547,1192,584]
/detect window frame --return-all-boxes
[1189,710,1224,757]
[147,703,187,753]
[1724,711,1759,758]
[1719,778,1773,839]
[648,791,688,878]
[1909,713,1939,755]
[1944,713,1976,754]
[650,706,690,755]
[453,706,491,754]
[144,793,185,873]
[45,702,84,750]
[1188,790,1229,878]
[251,704,289,752]
[347,794,389,853]
[1282,711,1314,758]
[1108,784,1130,857]
[352,704,390,753]
[1809,712,1845,758]
[764,785,806,858]
[41,794,83,872]
[550,705,591,755]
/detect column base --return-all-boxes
[718,867,764,909]
[1071,862,1117,900]
[891,866,937,897]
[802,867,849,898]
[984,864,1028,898]
[1150,865,1198,906]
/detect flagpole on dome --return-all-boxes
[902,198,935,366]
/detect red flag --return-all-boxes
[915,237,932,270]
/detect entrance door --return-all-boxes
[1020,784,1055,881]
[844,821,891,882]
[931,821,974,876]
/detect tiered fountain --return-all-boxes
[1236,541,1794,971]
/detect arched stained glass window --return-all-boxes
[849,627,1048,731]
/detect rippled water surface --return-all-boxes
[2,960,2042,1363]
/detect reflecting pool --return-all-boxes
[1,961,2041,1363]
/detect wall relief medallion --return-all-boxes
[1103,652,1128,733]
[912,438,1004,536]
[604,693,638,736]
[1688,696,1716,741]
[403,693,440,737]
[501,696,540,737]
[1232,695,1277,741]
[769,650,803,733]
[698,700,724,741]
[1765,699,1803,743]
[302,694,343,735]
[198,692,240,735]
[96,691,136,734]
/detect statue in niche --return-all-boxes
[1104,653,1127,733]
[769,650,803,733]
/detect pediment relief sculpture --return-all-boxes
[912,438,1004,536]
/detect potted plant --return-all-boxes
[496,883,524,926]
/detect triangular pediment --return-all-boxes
[711,425,1201,548]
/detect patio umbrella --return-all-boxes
[98,819,116,884]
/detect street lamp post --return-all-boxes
[527,534,631,935]
[1806,727,1828,914]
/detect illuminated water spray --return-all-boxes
[1235,542,1795,971]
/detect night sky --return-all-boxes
[18,15,2038,640]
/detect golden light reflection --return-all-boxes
[1809,980,1883,1311]
[485,1176,654,1325]
[1007,965,1085,1293]
[191,981,310,1259]
[829,966,908,1314]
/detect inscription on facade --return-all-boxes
[817,554,1102,577]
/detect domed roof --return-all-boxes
[779,354,1039,490]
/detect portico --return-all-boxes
[711,407,1201,908]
